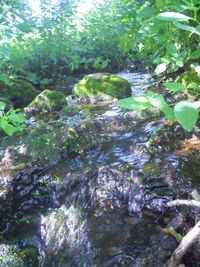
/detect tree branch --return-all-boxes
[165,221,200,267]
[167,199,200,209]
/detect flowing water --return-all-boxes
[5,72,200,266]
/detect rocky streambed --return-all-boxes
[0,72,200,266]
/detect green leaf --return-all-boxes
[0,101,6,111]
[138,7,158,18]
[155,63,167,75]
[27,72,37,84]
[166,43,177,55]
[164,82,186,92]
[40,78,50,85]
[162,105,176,123]
[101,59,109,68]
[0,74,13,86]
[190,50,200,59]
[118,97,152,111]
[148,24,160,35]
[0,43,11,59]
[7,110,25,123]
[174,101,198,131]
[133,95,149,103]
[0,118,17,136]
[156,12,191,22]
[187,82,197,89]
[173,22,200,35]
[93,57,101,68]
[175,59,184,67]
[148,94,166,109]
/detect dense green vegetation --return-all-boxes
[0,0,200,134]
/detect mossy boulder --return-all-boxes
[1,118,102,165]
[73,73,131,100]
[24,120,101,163]
[0,79,39,108]
[25,90,67,116]
[177,70,200,86]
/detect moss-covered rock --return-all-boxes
[177,70,200,87]
[24,119,101,163]
[25,90,67,116]
[0,79,39,108]
[1,117,102,165]
[60,106,80,117]
[73,73,131,100]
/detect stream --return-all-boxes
[1,72,200,267]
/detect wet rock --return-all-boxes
[24,119,102,164]
[25,90,67,117]
[0,146,37,231]
[0,146,55,232]
[132,234,178,267]
[1,112,102,165]
[0,79,39,108]
[123,107,161,125]
[73,73,131,101]
[0,114,102,231]
[0,241,39,267]
[0,243,25,267]
[65,166,172,215]
[40,206,93,267]
[40,166,177,267]
[149,123,192,152]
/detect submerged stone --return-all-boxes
[73,73,131,100]
[0,79,39,108]
[25,89,67,116]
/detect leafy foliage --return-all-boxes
[0,0,200,131]
[0,101,25,136]
[118,90,199,131]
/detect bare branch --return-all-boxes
[165,221,200,267]
[167,200,200,209]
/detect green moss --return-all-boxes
[143,162,163,177]
[26,90,67,115]
[178,70,200,87]
[23,119,101,164]
[73,73,131,99]
[0,243,25,267]
[0,79,39,108]
[60,106,80,117]
[20,247,38,266]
